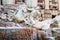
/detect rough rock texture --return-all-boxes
[0,22,15,27]
[0,28,37,40]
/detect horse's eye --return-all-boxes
[52,15,56,19]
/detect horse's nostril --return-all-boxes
[52,15,56,19]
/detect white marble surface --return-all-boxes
[0,26,33,29]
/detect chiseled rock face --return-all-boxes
[0,22,15,27]
[0,28,37,40]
